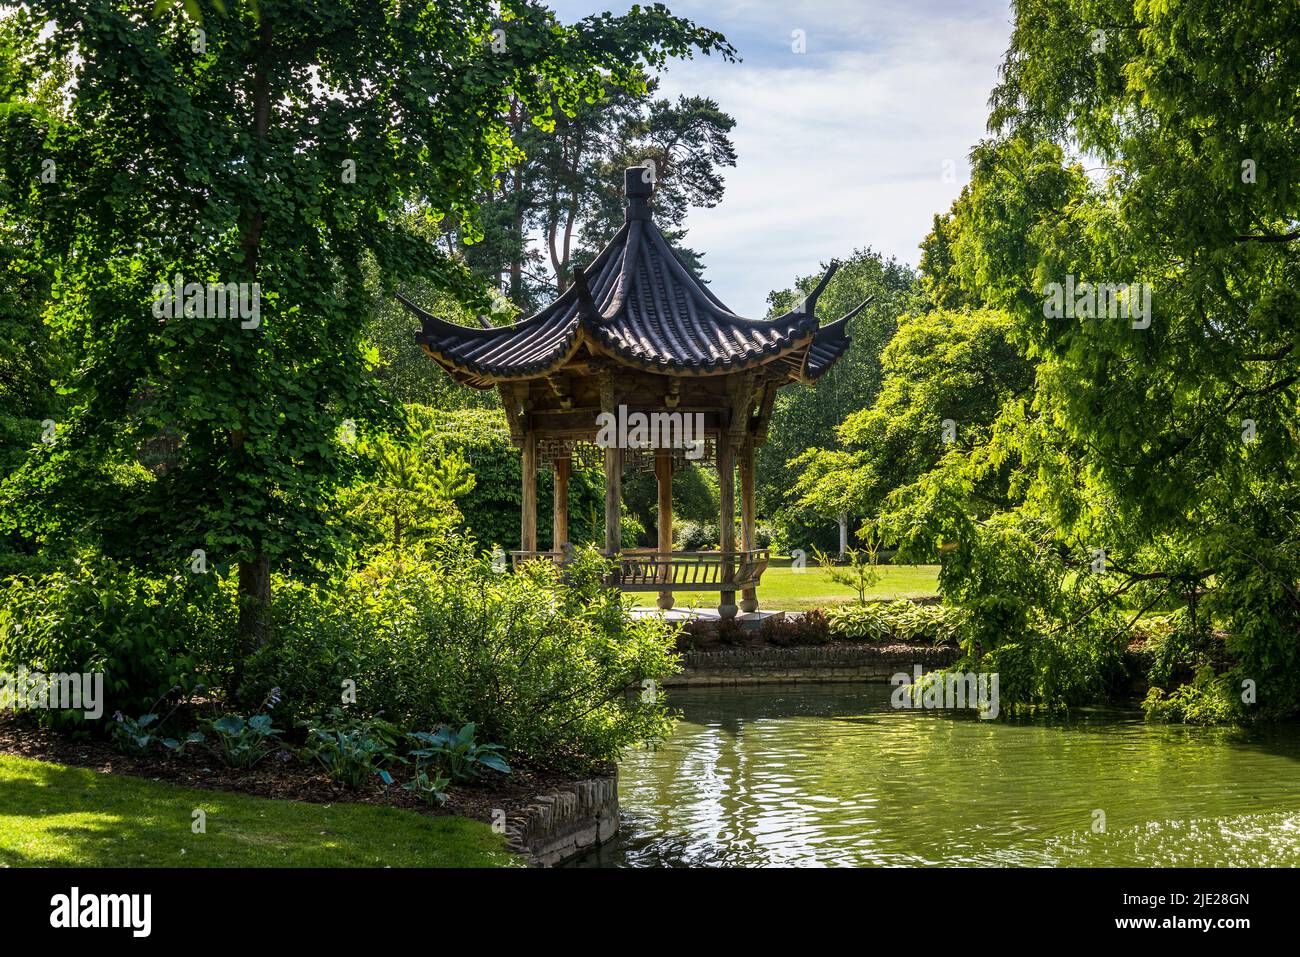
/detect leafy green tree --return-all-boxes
[340,425,474,562]
[759,248,920,548]
[791,307,1033,528]
[0,14,72,524]
[917,193,977,311]
[459,79,737,307]
[0,1,732,671]
[568,87,736,279]
[886,0,1300,715]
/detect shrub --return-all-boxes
[407,723,509,783]
[205,710,284,769]
[301,708,401,788]
[815,545,881,603]
[758,609,831,647]
[677,614,743,649]
[1143,665,1242,724]
[245,542,679,771]
[826,600,962,644]
[0,556,236,728]
[976,624,1128,712]
[673,520,719,551]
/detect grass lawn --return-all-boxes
[628,563,941,613]
[0,754,516,868]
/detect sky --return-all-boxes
[550,0,1014,316]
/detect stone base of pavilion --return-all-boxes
[629,605,785,631]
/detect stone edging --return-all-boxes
[664,642,961,687]
[503,771,619,867]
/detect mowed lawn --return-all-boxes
[628,563,941,613]
[0,755,515,868]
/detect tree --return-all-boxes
[790,307,1034,529]
[567,88,737,280]
[884,0,1300,714]
[341,422,474,562]
[0,1,733,672]
[758,248,920,549]
[451,79,736,308]
[0,14,71,507]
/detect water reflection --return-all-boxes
[576,683,1300,867]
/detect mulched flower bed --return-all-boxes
[0,713,597,832]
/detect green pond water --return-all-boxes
[576,683,1300,867]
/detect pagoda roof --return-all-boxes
[404,167,863,388]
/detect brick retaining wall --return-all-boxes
[664,642,961,687]
[504,772,620,867]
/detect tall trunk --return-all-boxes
[507,99,524,300]
[548,124,583,294]
[561,133,583,278]
[547,214,565,294]
[510,164,524,300]
[236,552,271,676]
[559,190,577,286]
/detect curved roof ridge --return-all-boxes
[409,167,855,384]
[641,222,745,322]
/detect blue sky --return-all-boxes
[549,0,1014,315]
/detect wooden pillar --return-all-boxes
[717,438,737,619]
[520,430,537,554]
[553,455,570,551]
[604,447,621,557]
[655,449,674,610]
[739,436,758,613]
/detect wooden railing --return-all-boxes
[508,548,770,592]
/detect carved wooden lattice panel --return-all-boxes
[538,437,717,472]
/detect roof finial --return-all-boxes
[624,164,654,221]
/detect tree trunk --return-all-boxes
[236,552,271,680]
[511,164,524,300]
[508,98,524,300]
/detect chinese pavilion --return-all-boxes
[402,167,862,617]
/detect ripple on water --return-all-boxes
[574,684,1300,868]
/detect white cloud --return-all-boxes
[553,0,1013,314]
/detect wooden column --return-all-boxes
[655,449,674,610]
[520,429,537,554]
[604,448,622,556]
[717,438,737,619]
[739,436,758,613]
[552,455,570,551]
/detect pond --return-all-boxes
[575,683,1300,867]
